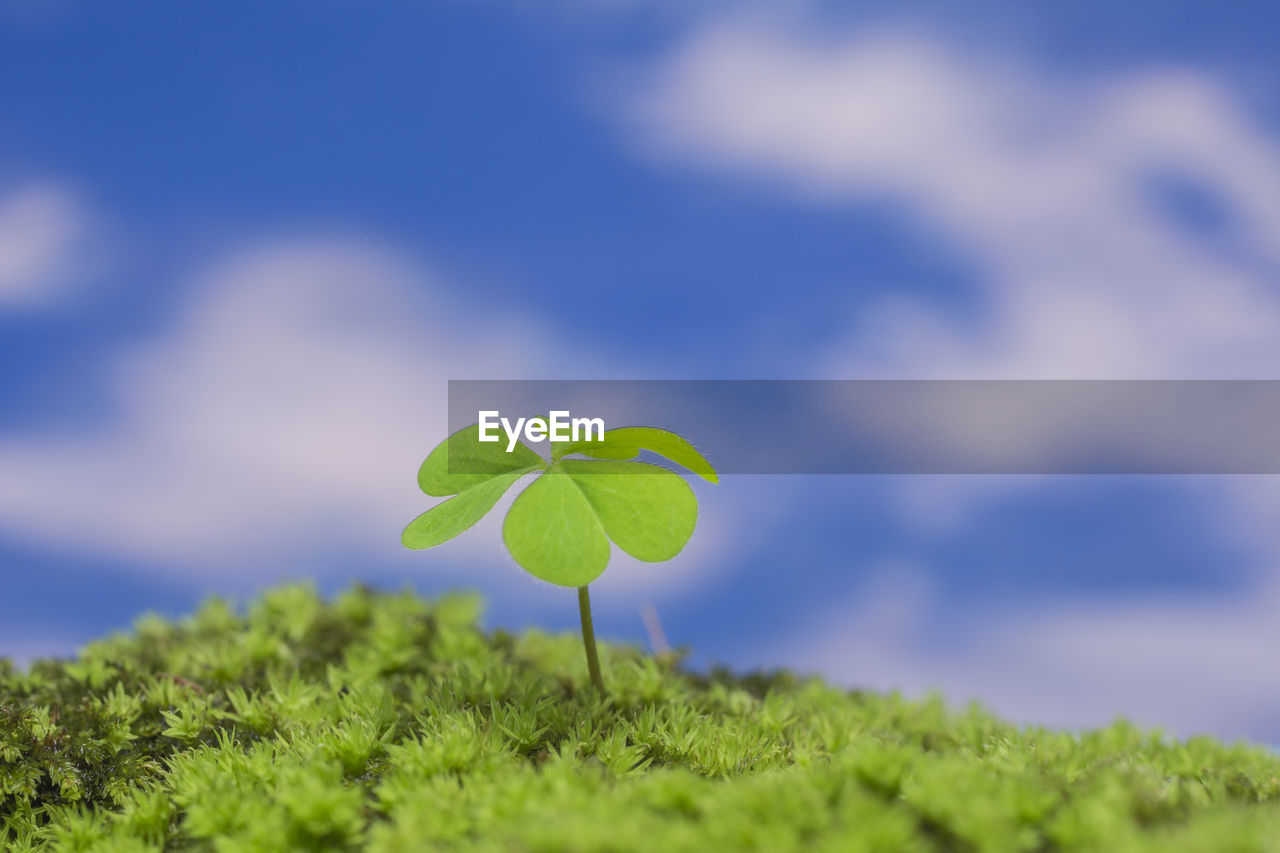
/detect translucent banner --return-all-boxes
[447,380,1280,474]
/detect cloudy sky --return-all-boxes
[3,1,1280,742]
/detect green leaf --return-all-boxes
[418,424,544,496]
[402,469,533,550]
[554,441,635,461]
[502,470,610,587]
[561,459,698,562]
[559,427,719,483]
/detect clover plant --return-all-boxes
[401,422,717,693]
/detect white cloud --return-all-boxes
[0,238,738,603]
[761,563,1280,740]
[628,22,1280,379]
[625,20,1280,735]
[0,183,93,308]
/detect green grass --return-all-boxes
[2,584,1278,851]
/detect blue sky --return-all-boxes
[3,1,1280,741]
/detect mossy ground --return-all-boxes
[2,584,1279,852]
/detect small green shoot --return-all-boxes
[401,422,718,693]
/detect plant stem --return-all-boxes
[577,585,605,694]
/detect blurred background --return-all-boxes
[3,1,1280,742]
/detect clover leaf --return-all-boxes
[416,424,543,496]
[554,426,719,483]
[402,422,717,693]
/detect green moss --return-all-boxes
[1,584,1278,851]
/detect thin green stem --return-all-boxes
[577,585,605,694]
